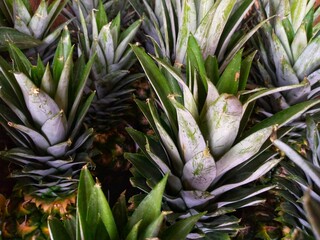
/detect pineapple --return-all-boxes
[0,27,95,239]
[0,0,69,61]
[272,115,320,239]
[74,0,143,132]
[251,0,320,114]
[124,38,320,238]
[130,0,262,69]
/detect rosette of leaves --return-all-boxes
[48,165,204,240]
[0,27,95,207]
[124,36,320,238]
[272,115,320,239]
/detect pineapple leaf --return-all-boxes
[48,216,72,240]
[217,0,254,60]
[68,54,96,133]
[54,45,73,112]
[216,49,242,95]
[212,158,281,196]
[8,43,32,76]
[96,0,108,32]
[93,183,119,240]
[200,94,243,158]
[175,0,197,64]
[0,27,42,50]
[170,97,206,163]
[216,126,273,178]
[160,212,205,240]
[77,165,97,240]
[7,122,50,151]
[132,45,177,133]
[126,174,169,235]
[242,99,320,138]
[41,110,67,145]
[273,139,320,187]
[303,190,320,240]
[14,72,60,127]
[115,19,141,62]
[140,212,166,239]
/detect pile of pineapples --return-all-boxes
[0,0,320,239]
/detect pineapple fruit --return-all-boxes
[0,27,95,239]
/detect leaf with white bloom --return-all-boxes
[180,190,215,208]
[13,0,31,27]
[273,139,320,187]
[182,148,216,191]
[115,19,141,63]
[175,0,197,64]
[290,0,307,32]
[14,72,60,127]
[41,110,67,145]
[7,122,50,151]
[274,17,293,63]
[28,0,48,39]
[291,24,308,63]
[294,35,320,79]
[99,23,114,66]
[47,140,71,158]
[54,46,73,112]
[200,94,243,158]
[147,100,184,176]
[216,185,275,208]
[216,126,273,178]
[40,64,55,98]
[195,0,236,59]
[200,80,219,117]
[212,159,281,196]
[170,97,206,163]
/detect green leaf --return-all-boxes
[77,165,96,240]
[216,50,242,95]
[187,34,208,92]
[68,54,95,131]
[48,216,71,240]
[239,51,256,91]
[8,43,32,76]
[94,183,119,240]
[126,174,169,235]
[290,0,307,32]
[96,0,108,32]
[0,27,42,50]
[54,45,73,112]
[115,19,141,62]
[131,45,177,134]
[205,55,219,85]
[242,99,320,138]
[161,212,205,240]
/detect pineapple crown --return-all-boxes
[0,27,96,200]
[124,36,320,236]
